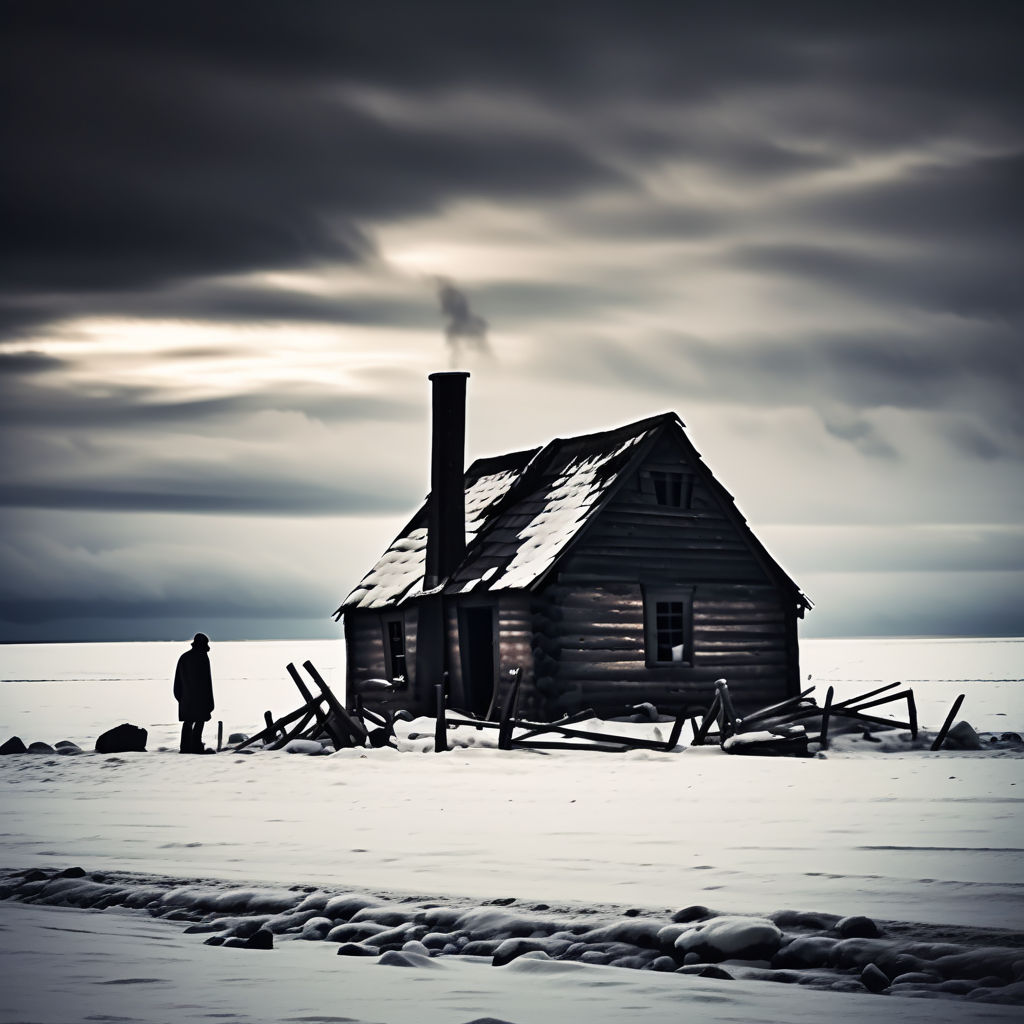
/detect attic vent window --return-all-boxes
[650,471,691,508]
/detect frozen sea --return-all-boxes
[0,636,1022,1024]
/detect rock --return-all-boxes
[57,866,87,879]
[698,965,734,980]
[27,741,55,754]
[769,909,842,931]
[651,956,678,972]
[943,721,982,751]
[282,739,327,755]
[336,943,380,956]
[299,917,334,940]
[203,936,226,946]
[244,929,274,949]
[55,741,82,755]
[22,869,47,882]
[674,916,783,963]
[835,915,880,938]
[95,723,147,754]
[0,736,28,755]
[672,905,711,924]
[772,935,839,969]
[861,962,890,992]
[492,937,572,966]
[227,733,248,744]
[378,950,437,968]
[402,940,431,957]
[1000,732,1022,744]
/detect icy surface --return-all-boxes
[0,636,1022,1021]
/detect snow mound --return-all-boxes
[673,916,784,962]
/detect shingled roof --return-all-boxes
[336,413,809,615]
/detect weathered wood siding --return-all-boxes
[343,605,428,716]
[533,582,793,717]
[533,433,799,716]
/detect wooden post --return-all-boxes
[907,691,918,740]
[434,684,448,753]
[286,663,347,749]
[930,693,965,751]
[216,721,223,752]
[819,686,834,751]
[714,679,738,741]
[498,669,522,751]
[263,711,276,738]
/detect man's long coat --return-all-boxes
[173,648,214,722]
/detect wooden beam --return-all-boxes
[819,686,834,752]
[286,663,347,750]
[930,693,965,751]
[303,660,368,747]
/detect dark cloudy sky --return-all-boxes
[2,2,1022,642]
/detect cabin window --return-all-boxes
[383,616,408,687]
[644,588,693,666]
[649,470,692,508]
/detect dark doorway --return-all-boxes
[461,606,496,717]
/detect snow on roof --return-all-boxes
[337,412,808,614]
[339,463,528,611]
[472,431,649,592]
[337,420,661,613]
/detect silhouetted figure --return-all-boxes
[174,632,214,753]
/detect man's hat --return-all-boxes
[192,632,210,649]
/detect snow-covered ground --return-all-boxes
[1,636,1022,1022]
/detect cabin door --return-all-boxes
[460,605,496,717]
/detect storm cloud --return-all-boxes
[1,2,1021,640]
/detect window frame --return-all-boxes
[646,470,694,509]
[381,612,409,689]
[643,587,695,668]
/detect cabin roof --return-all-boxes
[336,412,810,615]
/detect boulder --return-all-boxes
[0,736,28,755]
[673,916,783,963]
[943,721,982,751]
[244,929,274,950]
[27,741,55,754]
[227,733,249,744]
[861,963,890,992]
[95,723,147,754]
[672,905,712,924]
[836,915,880,939]
[55,741,82,755]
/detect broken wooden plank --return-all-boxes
[303,660,368,747]
[268,708,317,751]
[930,693,966,751]
[231,704,312,752]
[286,663,347,750]
[692,693,722,746]
[819,686,834,751]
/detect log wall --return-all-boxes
[531,433,800,716]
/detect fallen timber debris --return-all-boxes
[232,662,969,757]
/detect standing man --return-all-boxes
[174,632,214,754]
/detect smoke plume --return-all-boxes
[435,277,491,362]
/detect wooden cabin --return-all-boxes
[335,372,811,721]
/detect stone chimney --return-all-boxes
[424,371,469,589]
